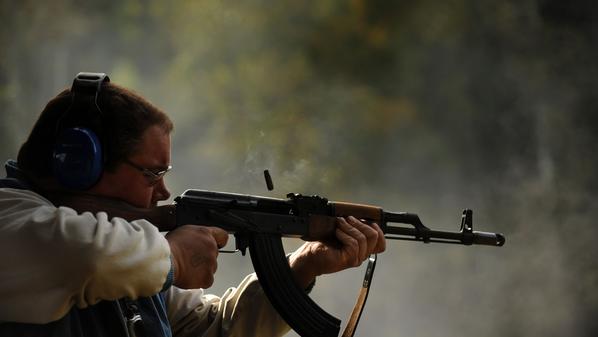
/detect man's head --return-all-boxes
[18,78,174,207]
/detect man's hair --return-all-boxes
[17,82,173,180]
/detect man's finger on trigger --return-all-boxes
[209,227,229,248]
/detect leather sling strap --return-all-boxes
[341,254,378,337]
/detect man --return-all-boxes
[0,73,385,336]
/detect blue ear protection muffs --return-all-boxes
[53,72,110,190]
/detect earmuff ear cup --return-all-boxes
[53,127,103,190]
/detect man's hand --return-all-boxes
[288,216,386,288]
[166,225,228,289]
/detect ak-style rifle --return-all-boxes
[48,175,505,337]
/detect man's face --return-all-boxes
[90,125,171,208]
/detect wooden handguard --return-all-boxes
[332,202,383,222]
[304,203,383,241]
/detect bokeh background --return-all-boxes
[2,1,597,336]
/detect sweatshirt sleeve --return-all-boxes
[0,188,172,324]
[165,273,291,337]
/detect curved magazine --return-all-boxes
[248,233,341,337]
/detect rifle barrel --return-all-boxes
[383,211,505,247]
[384,226,505,246]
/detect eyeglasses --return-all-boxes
[124,159,172,185]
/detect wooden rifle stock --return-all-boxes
[45,192,178,231]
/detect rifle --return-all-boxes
[48,185,505,337]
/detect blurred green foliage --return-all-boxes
[1,0,597,336]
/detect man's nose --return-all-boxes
[153,178,171,202]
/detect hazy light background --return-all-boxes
[1,1,597,336]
